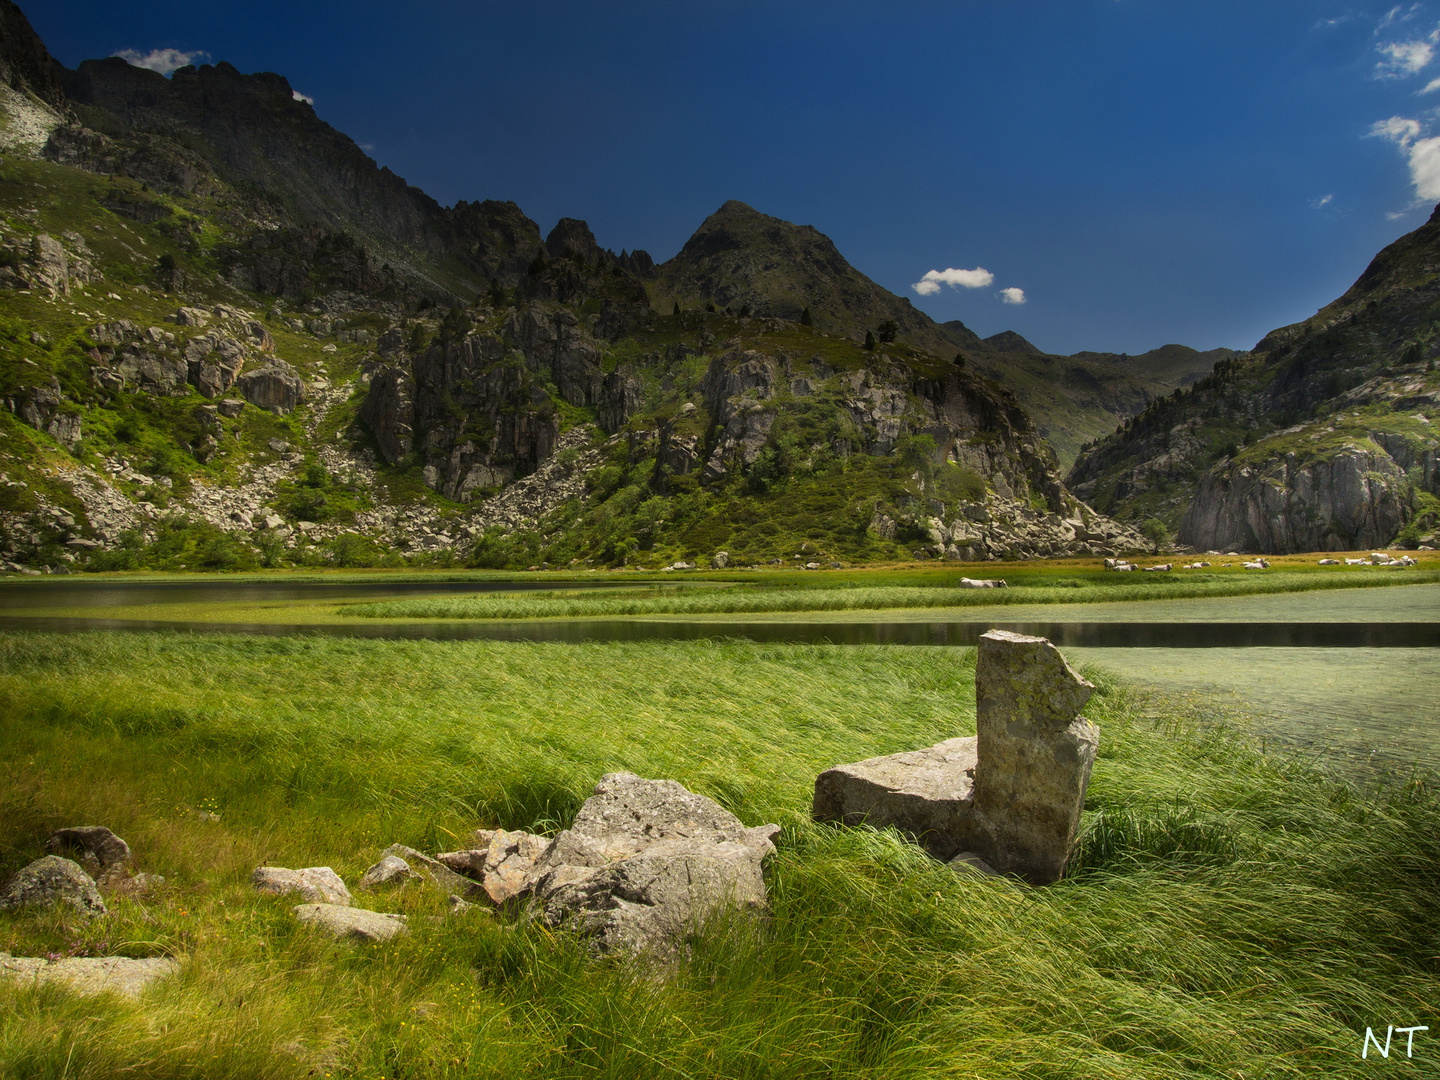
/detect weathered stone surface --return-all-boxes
[251,866,351,906]
[478,828,550,905]
[113,346,188,394]
[528,772,780,954]
[1181,449,1411,554]
[379,844,482,897]
[812,737,978,860]
[969,630,1098,885]
[216,397,245,418]
[29,234,67,295]
[0,856,106,916]
[356,855,415,891]
[813,630,1098,886]
[46,826,131,879]
[237,360,305,414]
[0,952,178,997]
[292,903,407,943]
[15,378,81,448]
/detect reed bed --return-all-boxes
[343,569,1440,620]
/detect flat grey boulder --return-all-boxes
[357,855,416,891]
[813,630,1099,886]
[812,737,978,861]
[0,952,177,997]
[528,772,780,955]
[292,903,408,943]
[251,866,351,906]
[0,856,106,917]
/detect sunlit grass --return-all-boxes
[0,632,1436,1076]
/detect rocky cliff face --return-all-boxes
[1181,447,1409,552]
[1068,206,1440,552]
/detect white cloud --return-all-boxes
[1376,38,1436,77]
[112,48,208,76]
[1312,193,1335,208]
[1423,75,1440,92]
[292,90,315,104]
[1369,114,1440,201]
[998,287,1026,305]
[1371,115,1422,145]
[1405,134,1440,198]
[911,266,994,296]
[1378,4,1423,33]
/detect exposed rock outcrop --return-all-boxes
[1181,447,1412,553]
[16,377,80,448]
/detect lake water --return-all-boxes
[1,579,1436,771]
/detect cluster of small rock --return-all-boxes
[82,306,302,416]
[252,773,780,955]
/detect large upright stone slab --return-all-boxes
[970,630,1098,885]
[812,629,1099,886]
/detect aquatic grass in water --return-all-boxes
[0,632,1437,1076]
[343,569,1440,620]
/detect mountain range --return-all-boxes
[0,0,1430,570]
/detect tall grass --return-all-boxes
[343,569,1440,619]
[0,632,1436,1077]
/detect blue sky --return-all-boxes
[22,1,1440,354]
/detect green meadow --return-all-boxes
[0,629,1437,1078]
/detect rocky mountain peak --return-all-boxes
[984,330,1041,354]
[0,0,67,110]
[545,218,602,264]
[657,201,955,356]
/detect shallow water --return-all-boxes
[1069,647,1440,773]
